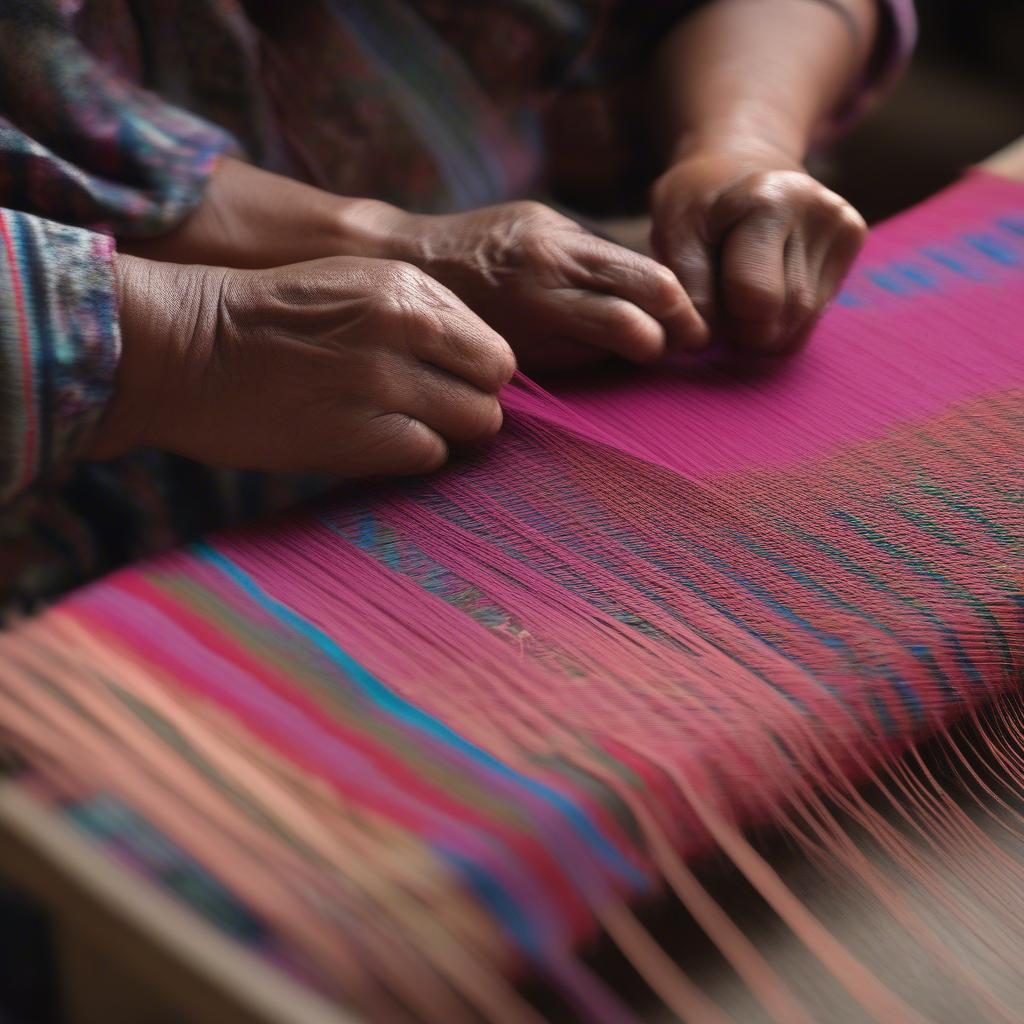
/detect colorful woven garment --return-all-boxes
[1,172,1022,1023]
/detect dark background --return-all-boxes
[828,0,1023,222]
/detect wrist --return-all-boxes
[90,255,218,459]
[649,135,809,220]
[668,109,809,169]
[121,157,417,268]
[329,197,422,262]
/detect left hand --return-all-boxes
[649,145,867,356]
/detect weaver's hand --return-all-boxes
[649,146,867,355]
[92,255,515,477]
[123,159,707,372]
[384,202,709,371]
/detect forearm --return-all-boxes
[656,0,878,164]
[119,157,405,268]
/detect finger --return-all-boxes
[783,224,841,353]
[403,365,505,444]
[776,228,819,353]
[654,230,719,330]
[801,224,835,300]
[378,264,516,391]
[552,289,667,363]
[571,238,709,351]
[777,212,865,353]
[719,210,792,351]
[350,415,449,477]
[818,211,867,307]
[400,279,517,393]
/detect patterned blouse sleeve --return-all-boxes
[0,208,119,502]
[0,1,238,503]
[0,0,236,238]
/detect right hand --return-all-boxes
[92,255,516,477]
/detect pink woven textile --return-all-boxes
[0,172,1022,1022]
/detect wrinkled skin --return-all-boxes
[124,160,711,373]
[388,200,710,371]
[95,255,515,477]
[650,146,867,355]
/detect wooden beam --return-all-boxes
[980,136,1024,179]
[0,782,358,1024]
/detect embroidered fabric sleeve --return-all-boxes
[0,208,119,503]
[0,0,236,237]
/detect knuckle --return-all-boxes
[714,173,792,230]
[515,207,576,250]
[374,270,448,334]
[263,264,325,308]
[378,263,437,309]
[367,291,406,327]
[378,414,448,472]
[811,189,865,229]
[811,187,845,210]
[382,260,430,293]
[510,199,554,222]
[406,303,446,340]
[605,303,648,338]
[518,230,562,266]
[744,171,797,209]
[405,438,448,474]
[725,276,784,320]
[463,397,503,441]
[838,205,868,242]
[491,343,518,386]
[747,180,784,209]
[647,261,684,304]
[472,340,517,391]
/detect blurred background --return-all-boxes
[828,0,1023,222]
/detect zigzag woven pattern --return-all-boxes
[0,173,1022,1022]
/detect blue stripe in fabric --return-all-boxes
[965,233,1020,266]
[866,270,907,294]
[194,542,646,888]
[442,849,543,955]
